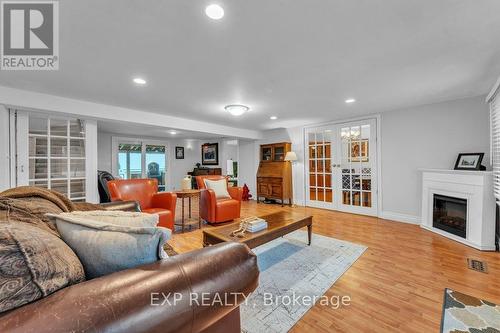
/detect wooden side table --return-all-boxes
[174,190,201,232]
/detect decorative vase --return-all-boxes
[181,175,192,190]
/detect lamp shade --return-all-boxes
[284,151,298,161]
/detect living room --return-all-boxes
[1,1,500,332]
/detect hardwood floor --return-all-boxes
[169,200,500,333]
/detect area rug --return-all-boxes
[441,288,500,333]
[241,230,366,333]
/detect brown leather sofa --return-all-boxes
[0,201,259,333]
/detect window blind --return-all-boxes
[488,79,500,200]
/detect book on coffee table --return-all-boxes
[242,216,268,233]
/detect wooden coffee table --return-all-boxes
[202,211,313,249]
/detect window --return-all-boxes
[28,117,86,201]
[489,79,500,200]
[113,138,168,191]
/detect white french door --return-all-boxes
[305,119,378,216]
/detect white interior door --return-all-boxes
[337,119,377,216]
[305,118,378,216]
[305,126,336,210]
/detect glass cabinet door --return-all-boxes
[273,145,285,161]
[261,146,272,161]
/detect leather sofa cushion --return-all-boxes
[47,211,170,279]
[0,223,85,314]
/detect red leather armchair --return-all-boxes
[107,179,177,230]
[196,176,243,224]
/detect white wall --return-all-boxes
[380,95,490,221]
[97,133,241,191]
[0,106,10,191]
[238,140,259,195]
[253,95,491,221]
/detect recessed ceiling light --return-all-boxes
[345,98,356,104]
[205,4,224,20]
[270,116,278,120]
[225,104,249,116]
[133,77,147,85]
[169,130,177,135]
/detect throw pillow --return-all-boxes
[67,210,159,227]
[0,222,85,313]
[47,212,171,279]
[204,179,231,199]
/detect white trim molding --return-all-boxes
[85,120,99,203]
[0,105,10,191]
[379,211,421,224]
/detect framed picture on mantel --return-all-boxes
[454,153,485,170]
[202,143,219,165]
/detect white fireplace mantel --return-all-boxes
[420,169,496,251]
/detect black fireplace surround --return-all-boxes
[433,194,467,238]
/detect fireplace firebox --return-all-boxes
[433,194,467,238]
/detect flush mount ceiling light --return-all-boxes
[345,98,356,104]
[133,77,147,85]
[270,116,278,120]
[169,130,177,135]
[225,104,249,116]
[205,4,224,20]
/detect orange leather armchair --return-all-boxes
[107,179,177,230]
[196,175,243,224]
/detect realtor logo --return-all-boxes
[1,1,59,70]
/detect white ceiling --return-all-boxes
[97,120,224,140]
[1,0,500,131]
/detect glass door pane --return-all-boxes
[306,129,334,208]
[339,121,376,214]
[118,143,143,179]
[146,144,167,191]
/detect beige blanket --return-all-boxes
[0,186,103,237]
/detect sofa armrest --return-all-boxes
[227,187,243,201]
[0,242,259,333]
[151,192,177,211]
[100,200,141,212]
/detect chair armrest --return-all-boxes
[100,200,141,212]
[227,187,243,201]
[200,189,217,221]
[0,242,259,333]
[151,192,177,211]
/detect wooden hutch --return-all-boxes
[256,142,293,206]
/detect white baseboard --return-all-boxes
[292,199,305,206]
[379,211,421,225]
